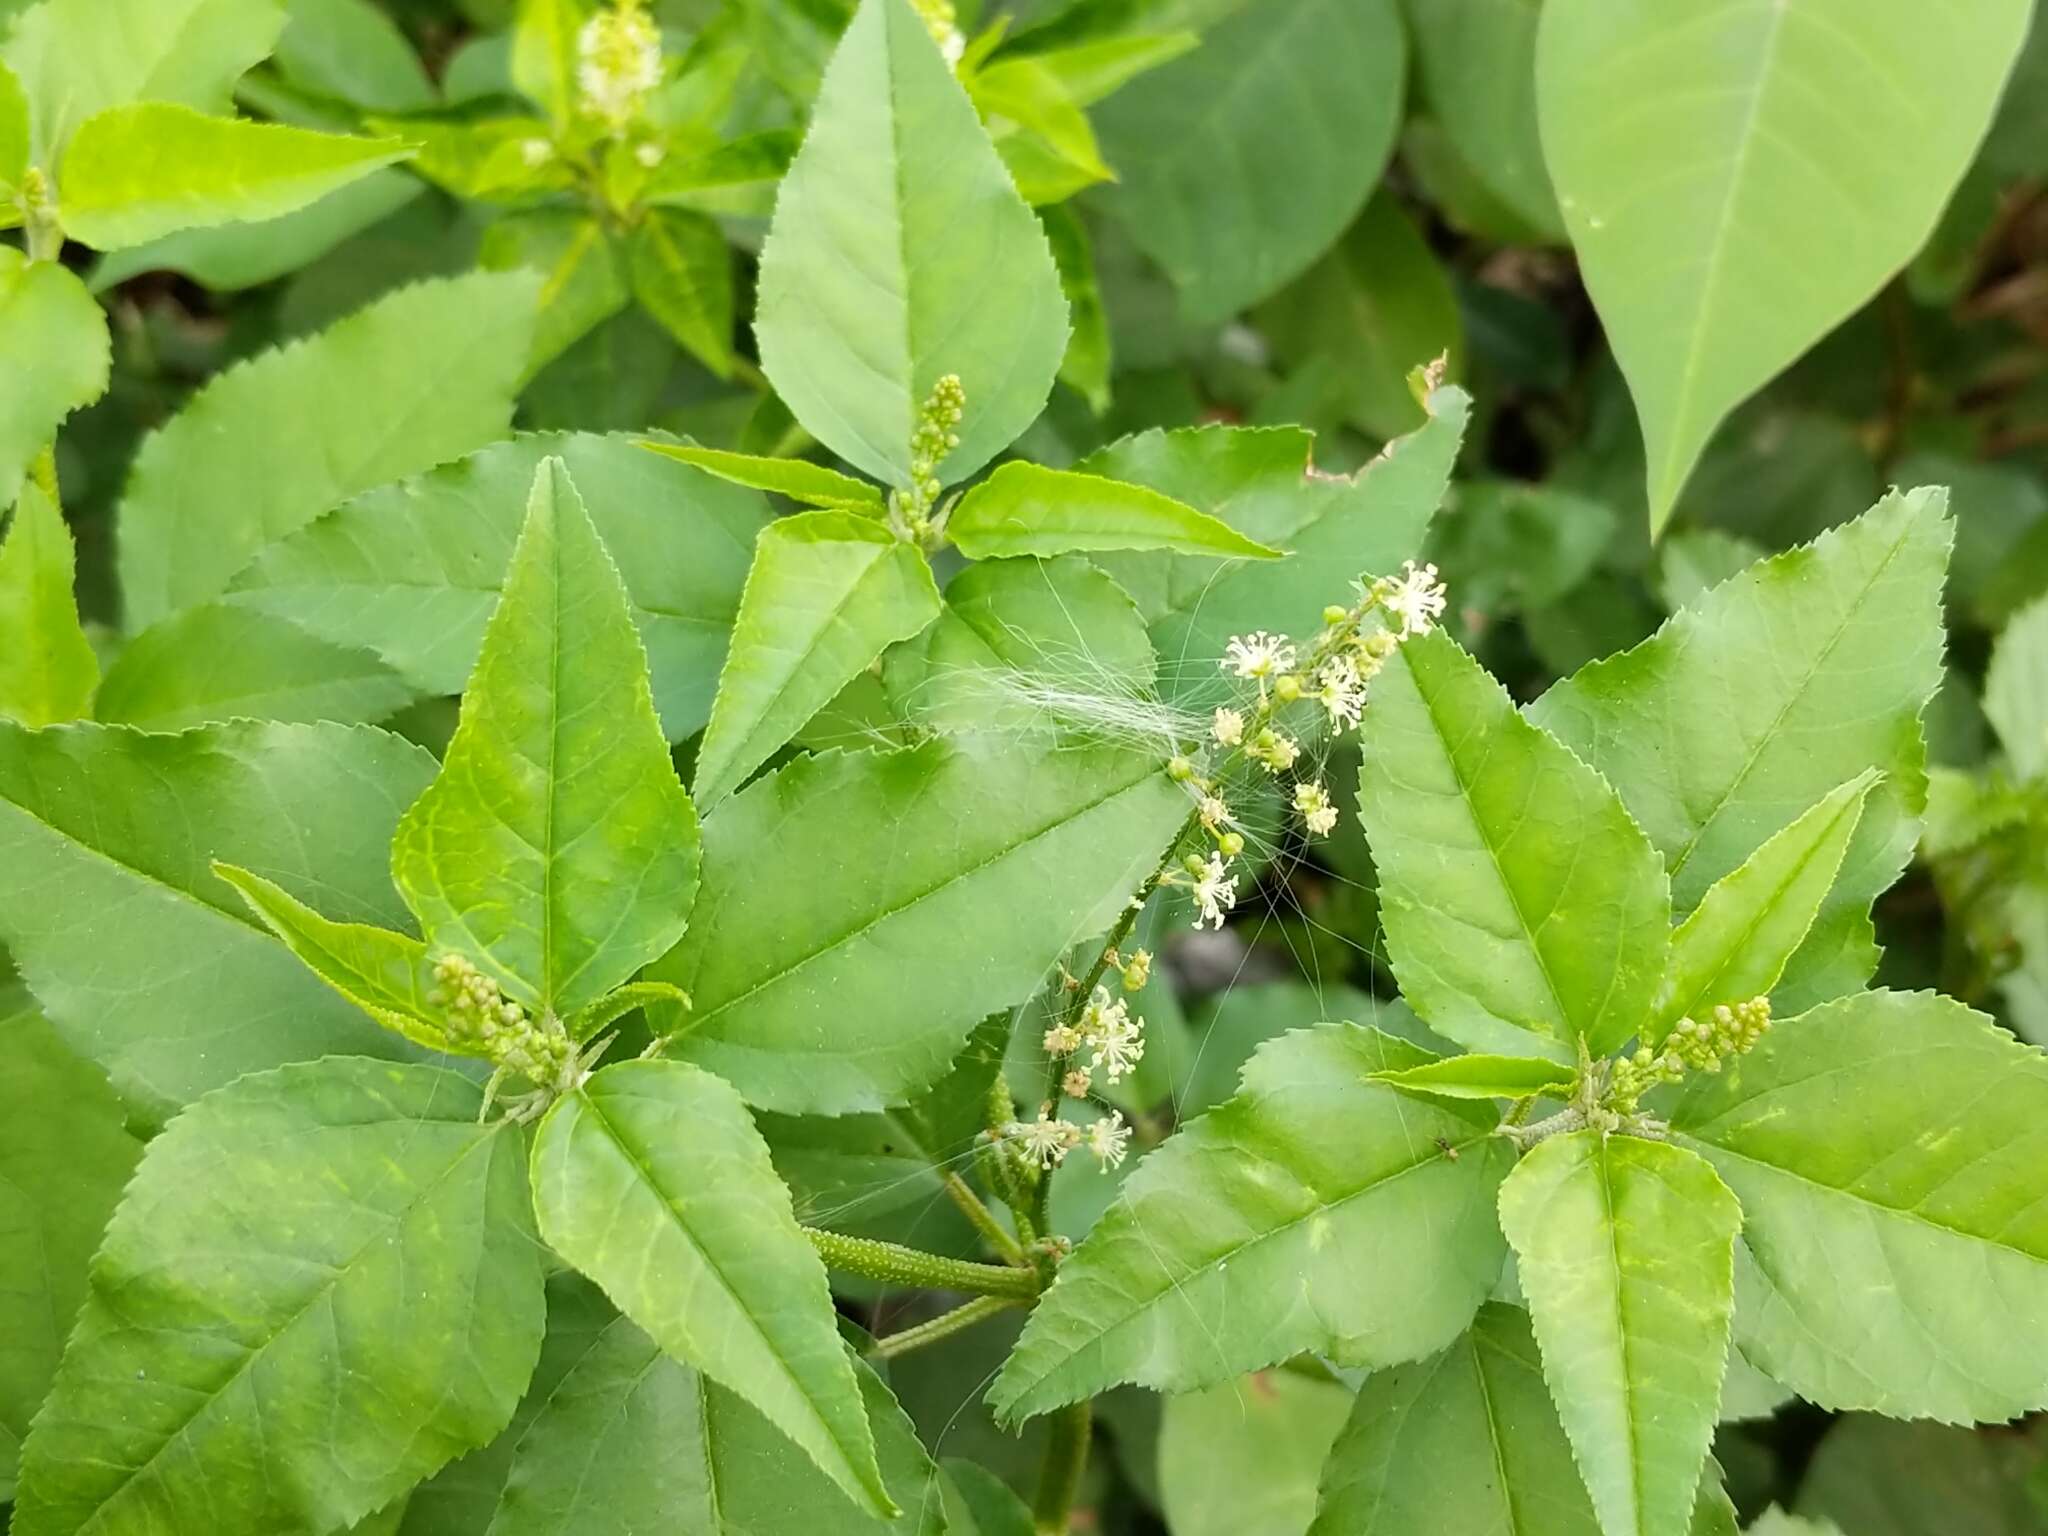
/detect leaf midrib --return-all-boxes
[692,754,1169,1025]
[569,1086,867,1501]
[1664,508,1919,884]
[66,1118,504,1535]
[1003,1124,1498,1410]
[1653,0,1791,504]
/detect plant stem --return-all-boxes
[939,1171,1028,1267]
[868,1294,1023,1361]
[1031,1400,1093,1535]
[805,1227,1041,1299]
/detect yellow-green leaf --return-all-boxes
[0,481,97,726]
[58,104,409,250]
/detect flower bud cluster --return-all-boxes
[1606,997,1772,1110]
[903,374,966,528]
[429,953,575,1089]
[577,0,663,132]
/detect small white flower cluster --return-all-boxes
[577,0,663,132]
[1161,560,1449,933]
[1044,985,1146,1095]
[1606,997,1772,1111]
[1004,1108,1130,1170]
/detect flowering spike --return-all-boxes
[576,0,663,132]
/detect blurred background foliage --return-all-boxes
[8,0,2048,1529]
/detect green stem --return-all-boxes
[1031,1400,1093,1535]
[868,1294,1023,1361]
[939,1171,1028,1267]
[805,1227,1040,1299]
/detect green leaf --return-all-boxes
[228,433,770,742]
[1537,0,2034,527]
[392,459,699,1019]
[1372,1054,1577,1103]
[14,1060,544,1536]
[973,55,1113,206]
[275,0,436,113]
[94,602,412,730]
[641,442,885,512]
[57,104,409,249]
[1795,1415,2048,1536]
[652,736,1187,1114]
[0,719,437,1117]
[0,1009,142,1501]
[214,861,457,1054]
[1040,203,1111,413]
[510,0,590,128]
[530,1059,892,1516]
[389,115,577,203]
[2,0,285,160]
[1650,773,1876,1039]
[627,206,734,377]
[1358,630,1671,1062]
[1986,595,2048,781]
[1091,385,1468,709]
[490,1312,945,1535]
[1398,0,1561,241]
[0,251,110,511]
[88,168,422,291]
[0,59,27,203]
[887,553,1155,738]
[1498,1132,1741,1536]
[1159,1370,1353,1536]
[692,511,940,808]
[1092,0,1404,322]
[754,0,1068,489]
[0,481,97,725]
[118,271,537,632]
[642,131,800,202]
[479,210,628,374]
[1672,988,2048,1422]
[946,462,1280,561]
[1311,1304,1595,1536]
[1531,491,1950,1011]
[1259,192,1466,441]
[990,1025,1513,1423]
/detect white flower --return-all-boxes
[1294,780,1339,837]
[1312,655,1368,729]
[1221,631,1296,681]
[1189,852,1237,930]
[1008,1112,1078,1169]
[1211,706,1245,746]
[576,1,663,131]
[1086,1113,1132,1169]
[1043,1021,1082,1057]
[1078,986,1126,1044]
[634,141,665,167]
[519,137,554,167]
[1090,1007,1145,1084]
[1379,560,1447,639]
[1198,794,1233,830]
[1061,1067,1093,1099]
